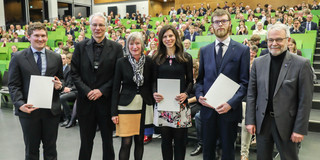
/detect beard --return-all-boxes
[214,26,230,38]
[269,45,288,56]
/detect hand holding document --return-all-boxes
[204,74,240,109]
[157,79,180,111]
[27,75,54,109]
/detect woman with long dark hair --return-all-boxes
[111,32,154,160]
[152,25,193,160]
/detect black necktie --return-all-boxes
[308,22,310,31]
[216,42,224,70]
[35,52,42,73]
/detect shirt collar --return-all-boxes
[215,36,231,47]
[31,46,45,54]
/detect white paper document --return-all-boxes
[157,79,180,111]
[204,74,240,108]
[27,75,54,109]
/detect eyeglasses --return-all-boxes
[267,37,288,43]
[91,24,106,28]
[212,20,230,25]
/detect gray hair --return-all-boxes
[267,24,290,39]
[89,12,107,27]
[125,32,145,56]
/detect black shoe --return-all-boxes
[190,144,202,156]
[65,120,76,128]
[60,119,70,127]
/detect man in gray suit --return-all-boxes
[245,24,314,160]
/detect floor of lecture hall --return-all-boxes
[1,106,320,160]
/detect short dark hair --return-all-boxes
[27,22,47,36]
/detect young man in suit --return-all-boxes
[246,24,313,160]
[196,9,250,160]
[8,22,64,160]
[71,12,123,160]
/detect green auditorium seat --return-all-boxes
[301,48,314,65]
[191,42,211,49]
[196,36,212,42]
[0,47,8,60]
[187,49,200,59]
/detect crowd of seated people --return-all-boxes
[0,1,319,158]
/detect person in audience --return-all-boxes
[187,25,199,42]
[66,40,74,49]
[288,38,302,56]
[153,25,193,160]
[301,14,318,31]
[59,54,77,128]
[71,12,123,160]
[8,22,63,160]
[253,22,267,35]
[10,45,18,58]
[70,22,79,32]
[290,19,305,34]
[111,32,154,160]
[207,26,215,35]
[65,26,74,37]
[237,24,248,35]
[183,39,191,51]
[246,23,313,160]
[118,38,127,56]
[146,40,157,56]
[169,7,177,17]
[15,25,25,35]
[12,32,22,42]
[170,14,178,23]
[240,45,258,160]
[287,16,294,29]
[54,41,64,54]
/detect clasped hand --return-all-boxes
[87,89,102,101]
[198,96,231,114]
[153,92,187,104]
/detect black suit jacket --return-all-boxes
[63,65,77,91]
[111,56,154,116]
[8,48,64,117]
[177,8,186,14]
[71,38,123,116]
[290,26,306,34]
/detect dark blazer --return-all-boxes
[187,32,199,42]
[246,51,313,141]
[177,8,186,15]
[8,48,64,117]
[63,65,77,91]
[71,38,123,116]
[111,56,154,116]
[196,39,250,122]
[290,26,306,34]
[301,21,318,31]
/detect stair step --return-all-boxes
[313,92,320,109]
[315,84,320,92]
[314,61,320,69]
[309,109,320,132]
[314,54,320,61]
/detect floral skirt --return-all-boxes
[153,102,192,128]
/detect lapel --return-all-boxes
[85,39,94,67]
[273,51,292,97]
[219,39,235,73]
[208,42,218,78]
[25,48,41,75]
[264,54,271,96]
[44,49,52,76]
[99,39,112,66]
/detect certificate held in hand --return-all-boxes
[204,74,240,109]
[157,79,180,112]
[27,75,54,109]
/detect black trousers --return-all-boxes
[78,107,115,160]
[161,127,188,160]
[257,114,300,160]
[60,91,77,120]
[19,109,60,160]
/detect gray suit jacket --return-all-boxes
[246,51,313,141]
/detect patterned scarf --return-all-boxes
[128,54,145,86]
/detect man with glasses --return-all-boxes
[196,9,250,160]
[71,12,123,160]
[301,14,318,31]
[290,19,305,34]
[246,24,313,160]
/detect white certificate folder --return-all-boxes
[27,75,54,109]
[157,79,180,111]
[204,74,240,108]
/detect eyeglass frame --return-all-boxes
[212,19,230,26]
[267,37,288,43]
